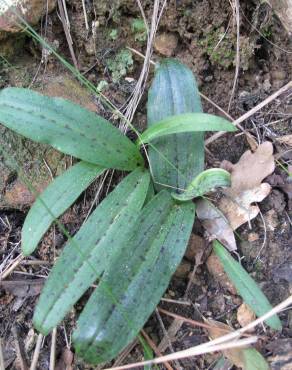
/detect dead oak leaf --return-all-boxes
[221,141,275,191]
[197,142,275,251]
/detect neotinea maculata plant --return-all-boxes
[0,59,282,364]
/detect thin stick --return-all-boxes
[0,254,24,280]
[228,0,240,112]
[0,339,5,370]
[29,334,43,370]
[141,330,174,370]
[205,80,292,145]
[158,308,231,333]
[49,328,57,370]
[81,0,89,30]
[12,326,28,370]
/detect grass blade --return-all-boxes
[33,168,150,334]
[73,192,195,364]
[138,113,236,145]
[213,240,282,330]
[22,161,104,255]
[0,88,144,170]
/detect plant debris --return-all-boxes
[197,142,275,250]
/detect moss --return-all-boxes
[131,18,147,42]
[106,49,133,82]
[199,28,236,69]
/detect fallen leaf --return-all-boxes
[197,143,275,251]
[221,142,275,191]
[276,134,292,147]
[196,199,237,251]
[237,303,256,328]
[219,183,271,230]
[206,319,245,368]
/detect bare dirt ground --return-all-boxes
[0,1,291,369]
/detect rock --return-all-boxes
[206,252,237,295]
[0,75,97,209]
[0,0,56,34]
[154,32,178,56]
[237,303,256,328]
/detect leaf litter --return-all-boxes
[197,142,275,251]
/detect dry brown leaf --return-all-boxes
[221,142,275,191]
[237,303,256,328]
[219,183,271,230]
[206,319,246,368]
[198,143,275,251]
[276,134,292,147]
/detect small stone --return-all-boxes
[154,32,178,57]
[237,303,256,328]
[0,0,56,34]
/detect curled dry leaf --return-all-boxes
[197,142,275,251]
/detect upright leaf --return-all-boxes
[0,88,144,170]
[22,161,104,255]
[138,113,236,145]
[33,168,150,335]
[213,240,282,330]
[147,59,204,193]
[73,192,195,364]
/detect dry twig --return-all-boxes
[29,334,43,370]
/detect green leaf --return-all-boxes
[243,348,269,370]
[147,58,204,193]
[138,113,236,145]
[172,168,231,201]
[33,168,150,335]
[22,161,104,256]
[73,192,195,364]
[0,88,144,170]
[213,240,282,330]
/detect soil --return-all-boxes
[0,0,291,369]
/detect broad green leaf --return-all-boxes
[147,58,204,193]
[172,168,231,201]
[138,113,236,145]
[33,168,150,335]
[22,161,104,256]
[73,192,195,364]
[243,348,269,370]
[213,240,282,330]
[0,88,144,170]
